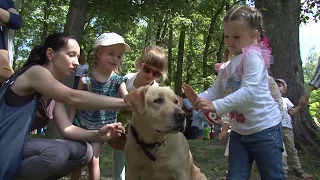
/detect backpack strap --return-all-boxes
[0,64,42,99]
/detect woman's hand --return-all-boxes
[98,122,125,142]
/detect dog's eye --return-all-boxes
[174,100,179,104]
[153,98,164,104]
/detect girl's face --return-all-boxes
[223,20,259,55]
[138,62,163,84]
[97,44,125,71]
[49,39,80,77]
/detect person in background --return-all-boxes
[0,0,22,82]
[73,49,89,89]
[302,57,320,102]
[275,78,313,179]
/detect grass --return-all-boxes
[30,134,320,179]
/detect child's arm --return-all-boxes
[198,72,224,100]
[182,73,223,108]
[219,120,230,140]
[288,105,302,116]
[211,51,266,115]
[118,82,128,98]
[285,98,301,116]
[68,75,85,122]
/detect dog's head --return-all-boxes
[124,85,186,134]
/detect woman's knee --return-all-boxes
[71,141,93,167]
[44,142,70,172]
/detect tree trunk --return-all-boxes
[64,0,88,43]
[155,18,163,45]
[202,0,226,90]
[174,30,186,96]
[256,0,319,151]
[156,17,168,46]
[41,0,51,41]
[144,19,152,47]
[47,0,88,139]
[185,25,194,84]
[167,25,173,86]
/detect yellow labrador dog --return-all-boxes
[124,85,207,180]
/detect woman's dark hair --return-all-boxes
[23,33,76,68]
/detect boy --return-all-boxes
[275,79,313,179]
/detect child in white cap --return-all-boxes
[275,78,313,179]
[69,32,130,180]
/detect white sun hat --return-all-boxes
[94,32,131,52]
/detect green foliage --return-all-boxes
[301,0,320,23]
[303,46,320,119]
[13,0,240,94]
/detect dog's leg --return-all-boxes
[189,151,208,180]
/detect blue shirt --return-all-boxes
[0,0,22,49]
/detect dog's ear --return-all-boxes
[124,85,150,114]
[176,95,184,108]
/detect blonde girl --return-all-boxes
[70,32,130,180]
[113,45,168,180]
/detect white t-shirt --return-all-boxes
[75,63,89,76]
[198,49,281,135]
[281,97,294,129]
[125,72,159,92]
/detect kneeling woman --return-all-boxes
[2,33,127,179]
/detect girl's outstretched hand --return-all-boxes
[182,83,215,113]
[182,83,198,107]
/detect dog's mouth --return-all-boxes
[156,123,186,134]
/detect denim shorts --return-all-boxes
[227,123,285,180]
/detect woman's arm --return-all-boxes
[54,102,123,142]
[25,66,127,110]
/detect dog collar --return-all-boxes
[130,124,166,161]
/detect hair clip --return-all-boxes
[242,12,246,18]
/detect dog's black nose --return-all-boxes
[174,108,186,121]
